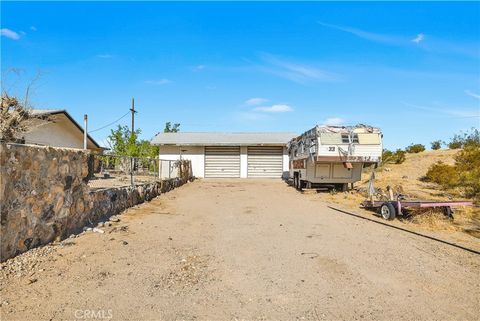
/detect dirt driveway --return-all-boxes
[1,180,479,321]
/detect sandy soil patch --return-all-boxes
[1,179,479,321]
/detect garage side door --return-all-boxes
[247,146,283,178]
[204,146,240,178]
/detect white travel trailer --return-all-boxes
[288,124,383,190]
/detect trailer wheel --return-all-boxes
[298,180,306,191]
[294,174,304,190]
[293,173,299,189]
[380,203,396,220]
[442,207,454,220]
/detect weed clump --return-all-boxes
[425,144,480,201]
[425,162,459,189]
[406,144,426,153]
[382,149,406,164]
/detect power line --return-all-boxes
[89,111,131,133]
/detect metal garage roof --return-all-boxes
[151,132,297,146]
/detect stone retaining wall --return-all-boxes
[0,143,190,262]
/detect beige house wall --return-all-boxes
[22,114,101,152]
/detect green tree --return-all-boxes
[137,139,159,158]
[107,125,158,158]
[164,122,180,133]
[107,125,140,156]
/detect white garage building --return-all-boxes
[151,132,296,178]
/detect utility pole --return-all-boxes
[83,114,88,150]
[129,97,137,186]
[130,97,137,137]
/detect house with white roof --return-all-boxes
[151,132,296,178]
[22,109,103,153]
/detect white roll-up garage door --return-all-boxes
[204,146,240,178]
[247,146,283,178]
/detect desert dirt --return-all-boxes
[319,149,480,238]
[1,179,480,321]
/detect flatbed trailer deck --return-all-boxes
[362,199,474,220]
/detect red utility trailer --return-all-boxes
[361,199,473,220]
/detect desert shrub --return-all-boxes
[425,162,459,189]
[393,149,406,164]
[382,149,393,162]
[425,144,480,200]
[454,146,480,198]
[447,128,480,149]
[406,143,426,153]
[430,140,443,150]
[382,149,406,164]
[448,139,463,149]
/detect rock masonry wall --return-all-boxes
[0,143,188,261]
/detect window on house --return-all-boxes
[341,134,359,144]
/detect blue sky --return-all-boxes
[1,1,479,149]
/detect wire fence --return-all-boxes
[88,154,190,190]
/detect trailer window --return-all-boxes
[341,134,359,143]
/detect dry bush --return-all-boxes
[447,128,479,149]
[175,159,192,180]
[425,162,459,189]
[382,149,406,164]
[430,140,443,150]
[406,143,426,153]
[0,93,49,142]
[1,95,30,142]
[425,145,480,201]
[406,209,457,232]
[455,146,480,200]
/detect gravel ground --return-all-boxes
[1,179,479,321]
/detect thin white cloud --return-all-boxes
[1,28,21,40]
[465,90,480,100]
[253,104,293,113]
[259,53,338,83]
[193,65,206,71]
[318,21,402,45]
[97,54,113,59]
[245,98,268,106]
[412,33,425,44]
[30,26,37,32]
[145,79,171,85]
[324,117,345,126]
[402,102,479,118]
[319,21,478,58]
